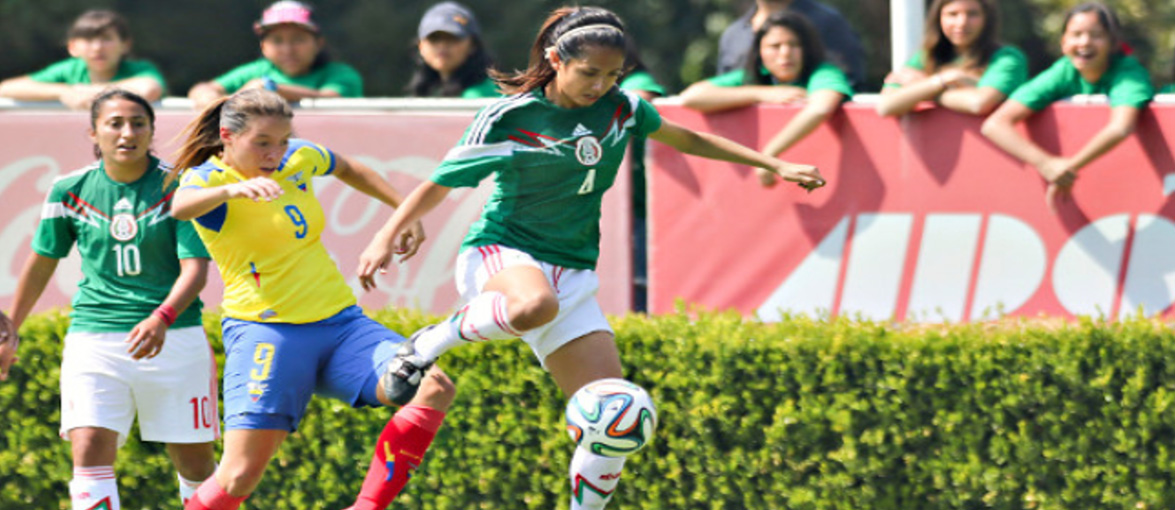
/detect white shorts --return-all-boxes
[60,326,220,445]
[456,245,612,365]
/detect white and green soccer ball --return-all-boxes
[565,378,657,457]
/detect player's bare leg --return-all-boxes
[184,429,286,510]
[166,442,216,506]
[547,332,631,510]
[69,427,120,510]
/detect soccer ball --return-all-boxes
[565,378,657,457]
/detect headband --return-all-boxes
[552,23,623,46]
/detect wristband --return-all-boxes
[152,304,178,327]
[261,77,278,92]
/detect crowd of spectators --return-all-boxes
[0,0,1171,317]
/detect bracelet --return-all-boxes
[152,304,177,327]
[261,76,278,92]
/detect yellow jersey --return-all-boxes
[179,140,355,323]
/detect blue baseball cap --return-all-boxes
[418,2,480,39]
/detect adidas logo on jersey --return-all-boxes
[114,197,133,212]
[572,124,593,137]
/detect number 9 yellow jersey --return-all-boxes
[179,140,355,323]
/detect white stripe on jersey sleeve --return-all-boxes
[465,93,535,146]
[41,202,65,219]
[620,89,641,128]
[444,141,514,161]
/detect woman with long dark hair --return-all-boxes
[3,89,216,509]
[982,2,1153,208]
[359,7,824,509]
[877,0,1027,117]
[407,2,498,98]
[680,10,851,187]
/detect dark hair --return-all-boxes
[1062,2,1124,54]
[89,89,155,159]
[406,34,495,97]
[168,89,293,186]
[67,10,131,42]
[921,0,1000,73]
[744,11,825,86]
[491,6,627,94]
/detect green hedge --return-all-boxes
[3,309,1175,509]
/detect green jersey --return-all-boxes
[214,58,363,97]
[29,57,167,93]
[883,45,1028,95]
[431,88,663,269]
[1010,54,1153,111]
[32,158,208,333]
[706,61,854,98]
[461,78,502,99]
[621,70,666,97]
[1160,84,1175,94]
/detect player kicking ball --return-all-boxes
[359,6,825,509]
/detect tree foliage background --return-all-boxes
[0,0,1172,97]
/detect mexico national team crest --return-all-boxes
[576,136,602,166]
[109,213,138,241]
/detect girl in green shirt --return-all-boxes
[877,0,1027,117]
[188,1,363,109]
[0,10,165,110]
[406,2,499,98]
[982,2,1154,209]
[679,11,852,187]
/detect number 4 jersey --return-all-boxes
[33,157,207,333]
[179,140,355,324]
[431,87,662,270]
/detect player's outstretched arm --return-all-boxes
[358,181,453,291]
[333,154,426,259]
[648,118,826,191]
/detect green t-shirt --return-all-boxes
[33,158,208,333]
[431,88,663,269]
[706,61,854,97]
[1161,84,1175,94]
[461,77,501,99]
[214,58,364,97]
[1010,54,1154,111]
[29,57,167,93]
[884,45,1028,95]
[621,70,666,96]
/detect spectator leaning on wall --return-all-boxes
[876,0,1027,117]
[981,2,1153,210]
[0,10,166,110]
[187,0,363,109]
[716,0,865,90]
[682,10,852,188]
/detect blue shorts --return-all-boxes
[220,305,403,432]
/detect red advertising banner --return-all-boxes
[0,109,632,317]
[648,102,1175,321]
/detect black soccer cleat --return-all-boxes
[380,325,437,406]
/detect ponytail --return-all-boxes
[492,7,626,94]
[167,89,293,188]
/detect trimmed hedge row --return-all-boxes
[3,309,1175,509]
